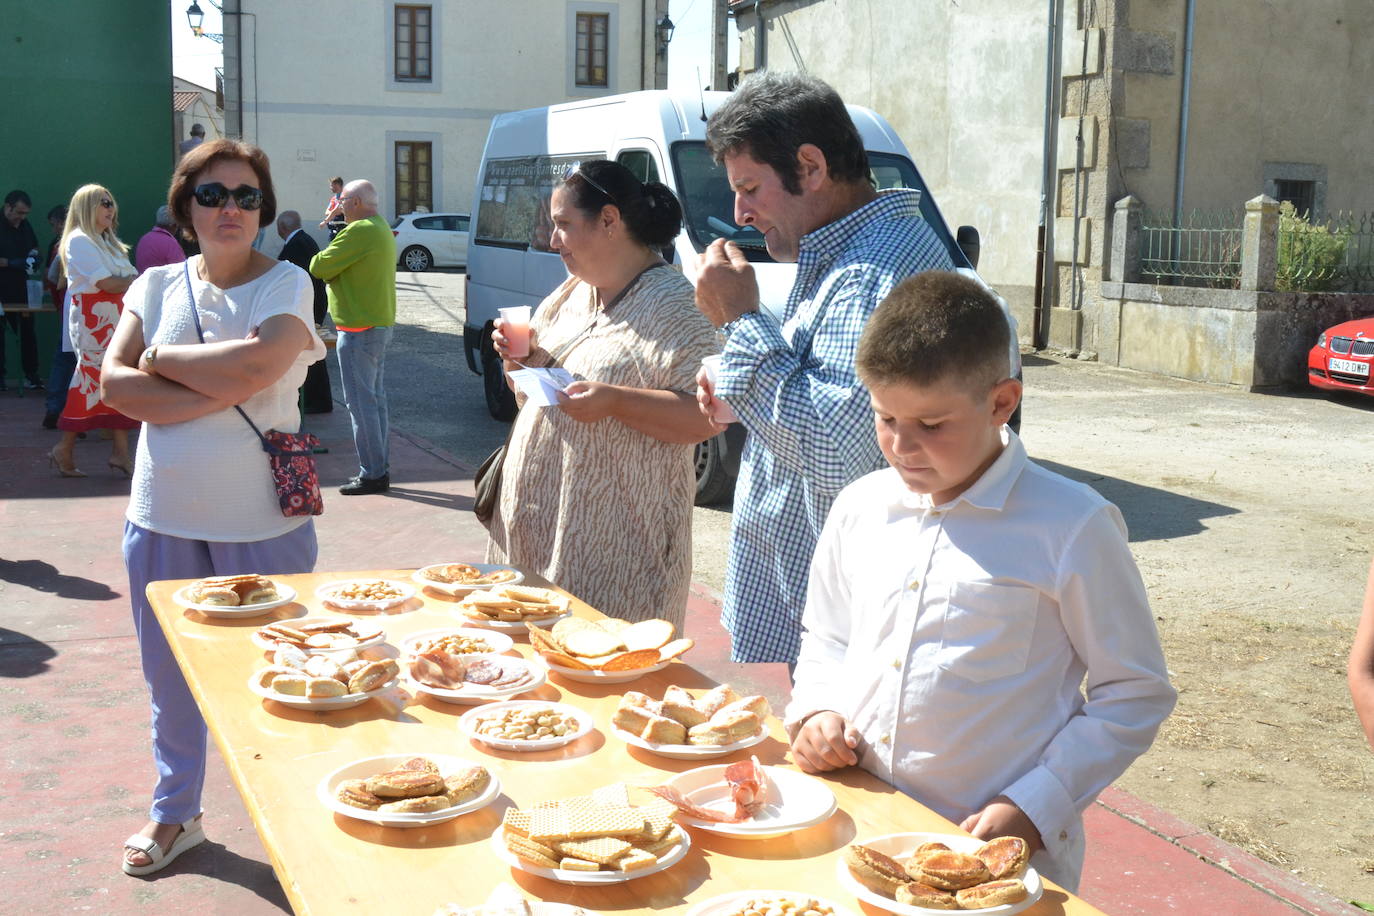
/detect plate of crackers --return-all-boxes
[526,616,693,684]
[175,574,296,617]
[454,585,571,631]
[315,579,416,612]
[414,563,524,596]
[248,654,400,710]
[836,833,1041,915]
[252,616,386,655]
[460,700,592,751]
[611,685,770,759]
[684,891,859,916]
[492,782,690,885]
[318,753,500,828]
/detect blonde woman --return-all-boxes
[51,184,139,476]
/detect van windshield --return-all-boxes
[669,142,961,264]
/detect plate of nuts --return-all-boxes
[459,700,592,751]
[401,627,514,658]
[252,616,386,655]
[315,579,416,612]
[684,893,857,916]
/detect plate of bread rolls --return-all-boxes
[835,832,1042,915]
[175,574,296,618]
[248,654,400,709]
[611,685,770,759]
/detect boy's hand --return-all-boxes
[959,796,1044,854]
[790,711,863,773]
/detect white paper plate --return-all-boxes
[611,725,767,760]
[663,764,836,839]
[459,700,592,751]
[315,579,416,612]
[413,563,525,596]
[246,672,397,710]
[489,823,690,885]
[834,832,1043,916]
[686,891,859,916]
[405,656,548,705]
[250,616,386,655]
[400,627,515,658]
[454,609,571,633]
[175,582,297,618]
[317,753,500,828]
[543,657,672,684]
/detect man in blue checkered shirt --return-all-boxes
[694,73,954,664]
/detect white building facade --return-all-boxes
[220,0,669,251]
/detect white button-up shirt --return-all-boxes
[785,431,1176,891]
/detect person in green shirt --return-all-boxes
[309,180,397,494]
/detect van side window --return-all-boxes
[474,154,592,251]
[616,150,659,185]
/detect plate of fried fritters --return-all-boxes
[414,563,524,597]
[318,754,500,828]
[175,574,296,617]
[836,832,1041,914]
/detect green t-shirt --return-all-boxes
[309,214,397,327]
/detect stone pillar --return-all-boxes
[1111,196,1142,283]
[1240,195,1279,292]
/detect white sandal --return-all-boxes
[121,819,206,877]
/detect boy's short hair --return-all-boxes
[856,271,1011,393]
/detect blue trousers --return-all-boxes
[45,349,77,415]
[336,325,392,479]
[122,519,317,824]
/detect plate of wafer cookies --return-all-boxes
[176,574,296,618]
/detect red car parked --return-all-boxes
[1308,316,1374,396]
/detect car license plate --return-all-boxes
[1329,357,1370,376]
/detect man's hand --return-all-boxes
[557,380,619,423]
[790,711,863,773]
[695,239,759,328]
[694,365,731,433]
[959,796,1044,854]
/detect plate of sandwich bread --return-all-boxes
[175,574,296,618]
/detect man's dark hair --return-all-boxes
[706,72,870,195]
[4,190,32,208]
[47,204,67,222]
[190,123,205,137]
[857,271,1011,394]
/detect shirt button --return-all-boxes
[880,733,892,745]
[1059,830,1068,842]
[890,658,901,669]
[908,579,920,590]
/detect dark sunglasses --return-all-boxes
[99,198,114,209]
[562,164,616,205]
[193,182,264,211]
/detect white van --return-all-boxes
[464,90,1017,502]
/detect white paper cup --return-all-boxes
[499,306,532,358]
[700,355,737,424]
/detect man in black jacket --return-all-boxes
[276,210,333,412]
[0,189,42,391]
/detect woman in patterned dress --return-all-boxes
[49,184,139,477]
[487,160,722,628]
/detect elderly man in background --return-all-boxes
[277,210,333,413]
[134,206,187,274]
[309,180,396,494]
[178,122,205,159]
[0,189,43,391]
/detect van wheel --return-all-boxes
[401,246,432,272]
[693,434,734,506]
[482,349,517,421]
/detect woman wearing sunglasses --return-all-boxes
[49,184,139,476]
[486,159,721,628]
[101,139,326,877]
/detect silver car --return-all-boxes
[392,212,470,271]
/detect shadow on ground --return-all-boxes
[0,628,57,676]
[1036,460,1239,542]
[0,557,120,600]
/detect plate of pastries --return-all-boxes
[318,753,499,828]
[248,647,400,709]
[684,891,859,916]
[460,700,592,751]
[836,833,1041,914]
[491,782,690,885]
[315,578,416,612]
[175,574,295,617]
[455,585,572,631]
[611,685,770,759]
[252,617,386,655]
[526,616,693,684]
[656,758,837,840]
[414,563,524,597]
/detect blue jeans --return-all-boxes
[123,519,317,824]
[336,325,392,479]
[45,349,77,415]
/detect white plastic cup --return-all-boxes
[700,355,737,424]
[498,306,532,358]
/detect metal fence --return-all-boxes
[1139,209,1243,287]
[1277,208,1374,293]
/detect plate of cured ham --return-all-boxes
[404,651,546,705]
[651,757,837,840]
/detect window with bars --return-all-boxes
[395,5,432,82]
[395,141,433,216]
[575,12,609,87]
[1275,179,1316,219]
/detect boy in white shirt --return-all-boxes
[785,271,1176,892]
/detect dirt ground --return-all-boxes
[692,353,1374,906]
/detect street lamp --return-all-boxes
[186,0,224,43]
[656,13,675,55]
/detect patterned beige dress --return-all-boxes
[486,267,721,628]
